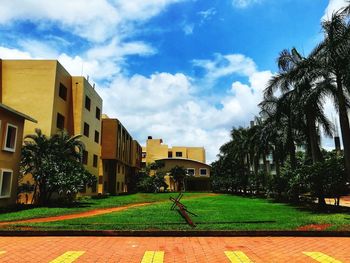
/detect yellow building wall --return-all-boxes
[1,60,57,137]
[143,138,206,164]
[72,76,102,195]
[1,60,103,198]
[0,108,25,206]
[187,147,205,163]
[51,62,74,135]
[145,139,169,164]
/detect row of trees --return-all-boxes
[136,163,188,193]
[212,4,350,206]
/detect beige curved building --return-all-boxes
[142,137,211,191]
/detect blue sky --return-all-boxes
[0,0,347,162]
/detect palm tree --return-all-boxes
[265,48,333,165]
[310,11,350,178]
[169,165,187,192]
[21,129,89,204]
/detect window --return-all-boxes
[117,182,120,192]
[83,122,89,137]
[58,83,67,100]
[56,113,65,130]
[93,154,98,168]
[187,168,195,176]
[85,96,91,111]
[142,152,146,158]
[98,176,103,184]
[0,169,13,198]
[82,150,88,165]
[94,130,99,143]
[122,165,124,174]
[176,152,182,157]
[3,124,17,152]
[121,182,124,192]
[168,151,173,158]
[95,107,101,120]
[199,168,207,176]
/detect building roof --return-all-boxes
[155,157,211,167]
[0,103,37,123]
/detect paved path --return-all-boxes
[0,237,348,262]
[0,203,149,226]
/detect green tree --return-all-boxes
[169,165,187,192]
[20,129,96,204]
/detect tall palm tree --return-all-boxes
[313,11,350,177]
[265,48,333,165]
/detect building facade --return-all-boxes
[142,137,211,191]
[0,103,36,207]
[0,60,102,196]
[101,116,142,195]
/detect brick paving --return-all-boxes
[0,237,349,262]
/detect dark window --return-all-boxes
[187,168,195,176]
[122,165,124,174]
[93,154,98,167]
[4,124,17,151]
[142,152,146,158]
[83,122,89,137]
[0,170,12,197]
[98,176,103,184]
[82,150,88,165]
[96,107,101,120]
[168,151,173,158]
[85,96,91,111]
[94,130,99,143]
[117,182,120,192]
[59,83,67,100]
[121,182,124,192]
[56,113,65,129]
[199,168,207,176]
[176,152,182,157]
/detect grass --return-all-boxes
[9,194,350,231]
[0,192,207,222]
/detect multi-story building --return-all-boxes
[0,59,102,197]
[101,116,142,195]
[0,102,36,207]
[142,136,211,191]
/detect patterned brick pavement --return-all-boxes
[0,236,349,262]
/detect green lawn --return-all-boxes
[9,194,350,231]
[0,193,206,222]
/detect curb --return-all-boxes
[0,230,350,237]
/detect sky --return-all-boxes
[0,0,348,163]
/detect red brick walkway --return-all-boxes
[0,237,349,262]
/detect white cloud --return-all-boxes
[198,8,216,24]
[192,53,257,85]
[0,47,32,59]
[183,24,194,35]
[232,0,261,8]
[322,0,349,20]
[0,0,184,42]
[96,53,272,163]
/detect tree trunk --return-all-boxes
[287,116,297,169]
[306,109,323,164]
[336,79,350,180]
